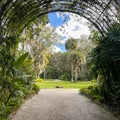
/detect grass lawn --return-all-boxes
[35,79,92,89]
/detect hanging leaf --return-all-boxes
[14,52,29,67]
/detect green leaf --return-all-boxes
[14,52,29,67]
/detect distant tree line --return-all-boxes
[41,35,94,82]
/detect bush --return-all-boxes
[0,89,24,119]
[0,81,40,120]
[34,78,44,82]
[59,74,70,81]
[32,84,40,93]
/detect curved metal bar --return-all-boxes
[0,0,119,36]
[37,9,105,36]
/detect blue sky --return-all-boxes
[48,12,70,27]
[48,12,68,52]
[48,12,90,52]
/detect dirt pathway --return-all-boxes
[11,89,118,120]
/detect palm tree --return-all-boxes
[65,38,85,82]
[69,50,85,82]
[65,38,78,50]
[43,53,51,79]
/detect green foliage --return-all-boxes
[110,82,120,107]
[18,56,35,78]
[34,78,44,82]
[32,84,40,93]
[89,30,100,45]
[44,52,71,80]
[59,73,71,81]
[22,19,60,78]
[83,80,120,114]
[14,52,29,67]
[0,82,39,119]
[43,35,94,81]
[0,43,37,119]
[65,38,86,82]
[90,23,120,83]
[88,23,120,113]
[69,50,85,63]
[65,38,78,50]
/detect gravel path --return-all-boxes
[12,89,118,120]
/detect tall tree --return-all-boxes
[77,35,95,80]
[65,38,77,50]
[21,19,60,78]
[65,38,85,82]
[45,52,71,80]
[69,50,85,82]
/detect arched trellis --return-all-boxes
[0,0,120,38]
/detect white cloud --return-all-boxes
[55,13,90,40]
[46,23,51,27]
[50,45,63,53]
[56,12,60,18]
[48,12,91,52]
[58,36,67,44]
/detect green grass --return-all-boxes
[35,79,92,89]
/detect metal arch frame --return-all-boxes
[0,0,119,36]
[38,9,104,36]
[36,0,119,35]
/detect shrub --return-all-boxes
[34,78,44,82]
[0,80,40,120]
[32,84,40,93]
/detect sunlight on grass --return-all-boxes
[35,79,92,89]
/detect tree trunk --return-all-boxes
[44,68,46,79]
[71,63,74,82]
[74,67,78,82]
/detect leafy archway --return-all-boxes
[0,0,120,38]
[0,1,120,119]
